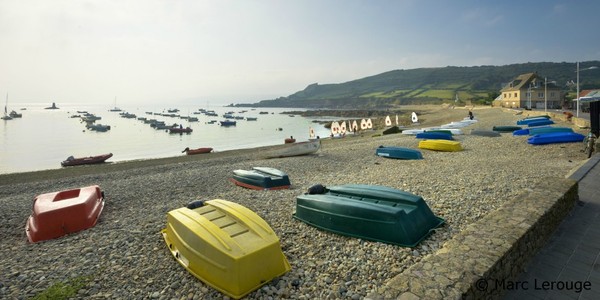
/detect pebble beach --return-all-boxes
[0,106,589,300]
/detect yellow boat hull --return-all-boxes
[418,140,463,152]
[162,199,291,299]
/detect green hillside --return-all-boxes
[240,61,600,108]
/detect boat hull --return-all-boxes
[492,125,522,132]
[527,132,585,145]
[230,167,291,190]
[418,140,463,152]
[26,185,104,243]
[415,132,454,140]
[61,153,113,167]
[469,130,502,137]
[294,184,444,247]
[528,127,573,136]
[185,148,213,155]
[527,119,555,127]
[265,139,321,158]
[162,200,290,299]
[375,146,423,160]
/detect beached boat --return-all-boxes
[169,127,193,134]
[294,184,445,247]
[61,153,113,167]
[492,125,522,132]
[528,127,573,136]
[182,147,213,155]
[516,116,551,125]
[423,129,453,135]
[470,130,502,137]
[423,127,463,135]
[376,146,423,160]
[527,132,585,145]
[26,185,105,243]
[230,167,291,190]
[512,128,530,136]
[527,119,555,127]
[265,139,321,158]
[162,199,291,299]
[418,140,463,152]
[284,137,296,144]
[401,129,425,135]
[415,132,454,140]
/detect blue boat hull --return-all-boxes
[415,132,453,140]
[527,119,555,127]
[527,132,585,145]
[376,146,423,160]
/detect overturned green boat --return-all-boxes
[294,184,445,247]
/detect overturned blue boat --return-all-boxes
[230,167,291,190]
[516,116,551,125]
[415,132,454,140]
[528,126,573,136]
[376,146,423,160]
[527,132,585,145]
[527,119,555,127]
[294,184,445,247]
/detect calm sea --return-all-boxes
[0,103,332,174]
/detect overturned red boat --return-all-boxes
[25,185,105,243]
[182,147,213,155]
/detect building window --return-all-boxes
[514,92,517,97]
[550,92,555,97]
[538,92,544,98]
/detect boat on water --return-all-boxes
[375,146,423,160]
[9,110,22,118]
[492,125,522,132]
[230,167,291,190]
[61,153,113,167]
[415,132,454,140]
[470,130,502,137]
[265,139,321,158]
[246,117,257,121]
[86,123,111,132]
[418,140,463,152]
[2,93,13,120]
[169,126,193,134]
[162,199,291,299]
[294,184,445,247]
[219,120,237,126]
[182,147,213,155]
[527,132,586,145]
[26,185,105,243]
[45,102,59,109]
[528,126,573,136]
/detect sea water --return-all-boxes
[0,103,332,174]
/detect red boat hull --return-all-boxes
[26,185,105,243]
[185,147,213,155]
[61,153,113,167]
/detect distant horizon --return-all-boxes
[5,59,598,107]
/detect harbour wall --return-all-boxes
[366,176,579,299]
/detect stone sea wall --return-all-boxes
[367,177,578,299]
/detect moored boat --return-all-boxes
[265,139,321,158]
[527,132,585,145]
[182,147,213,155]
[162,199,291,299]
[376,146,423,160]
[169,126,193,134]
[294,184,445,247]
[418,140,463,152]
[26,185,105,243]
[61,153,113,167]
[230,167,291,190]
[219,120,237,126]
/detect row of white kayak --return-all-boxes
[401,117,478,135]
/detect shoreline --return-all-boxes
[0,105,591,299]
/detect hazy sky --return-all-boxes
[1,0,599,105]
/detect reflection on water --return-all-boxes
[0,103,330,174]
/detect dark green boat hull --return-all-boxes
[294,184,444,247]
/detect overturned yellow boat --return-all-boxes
[162,199,291,299]
[418,139,463,152]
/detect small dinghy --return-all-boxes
[26,185,105,243]
[492,125,522,132]
[471,130,502,137]
[527,132,585,145]
[230,167,291,190]
[401,129,425,135]
[418,140,463,152]
[512,128,530,136]
[516,116,551,125]
[294,184,445,247]
[527,119,555,127]
[415,132,454,140]
[376,146,423,160]
[162,200,291,299]
[528,127,573,136]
